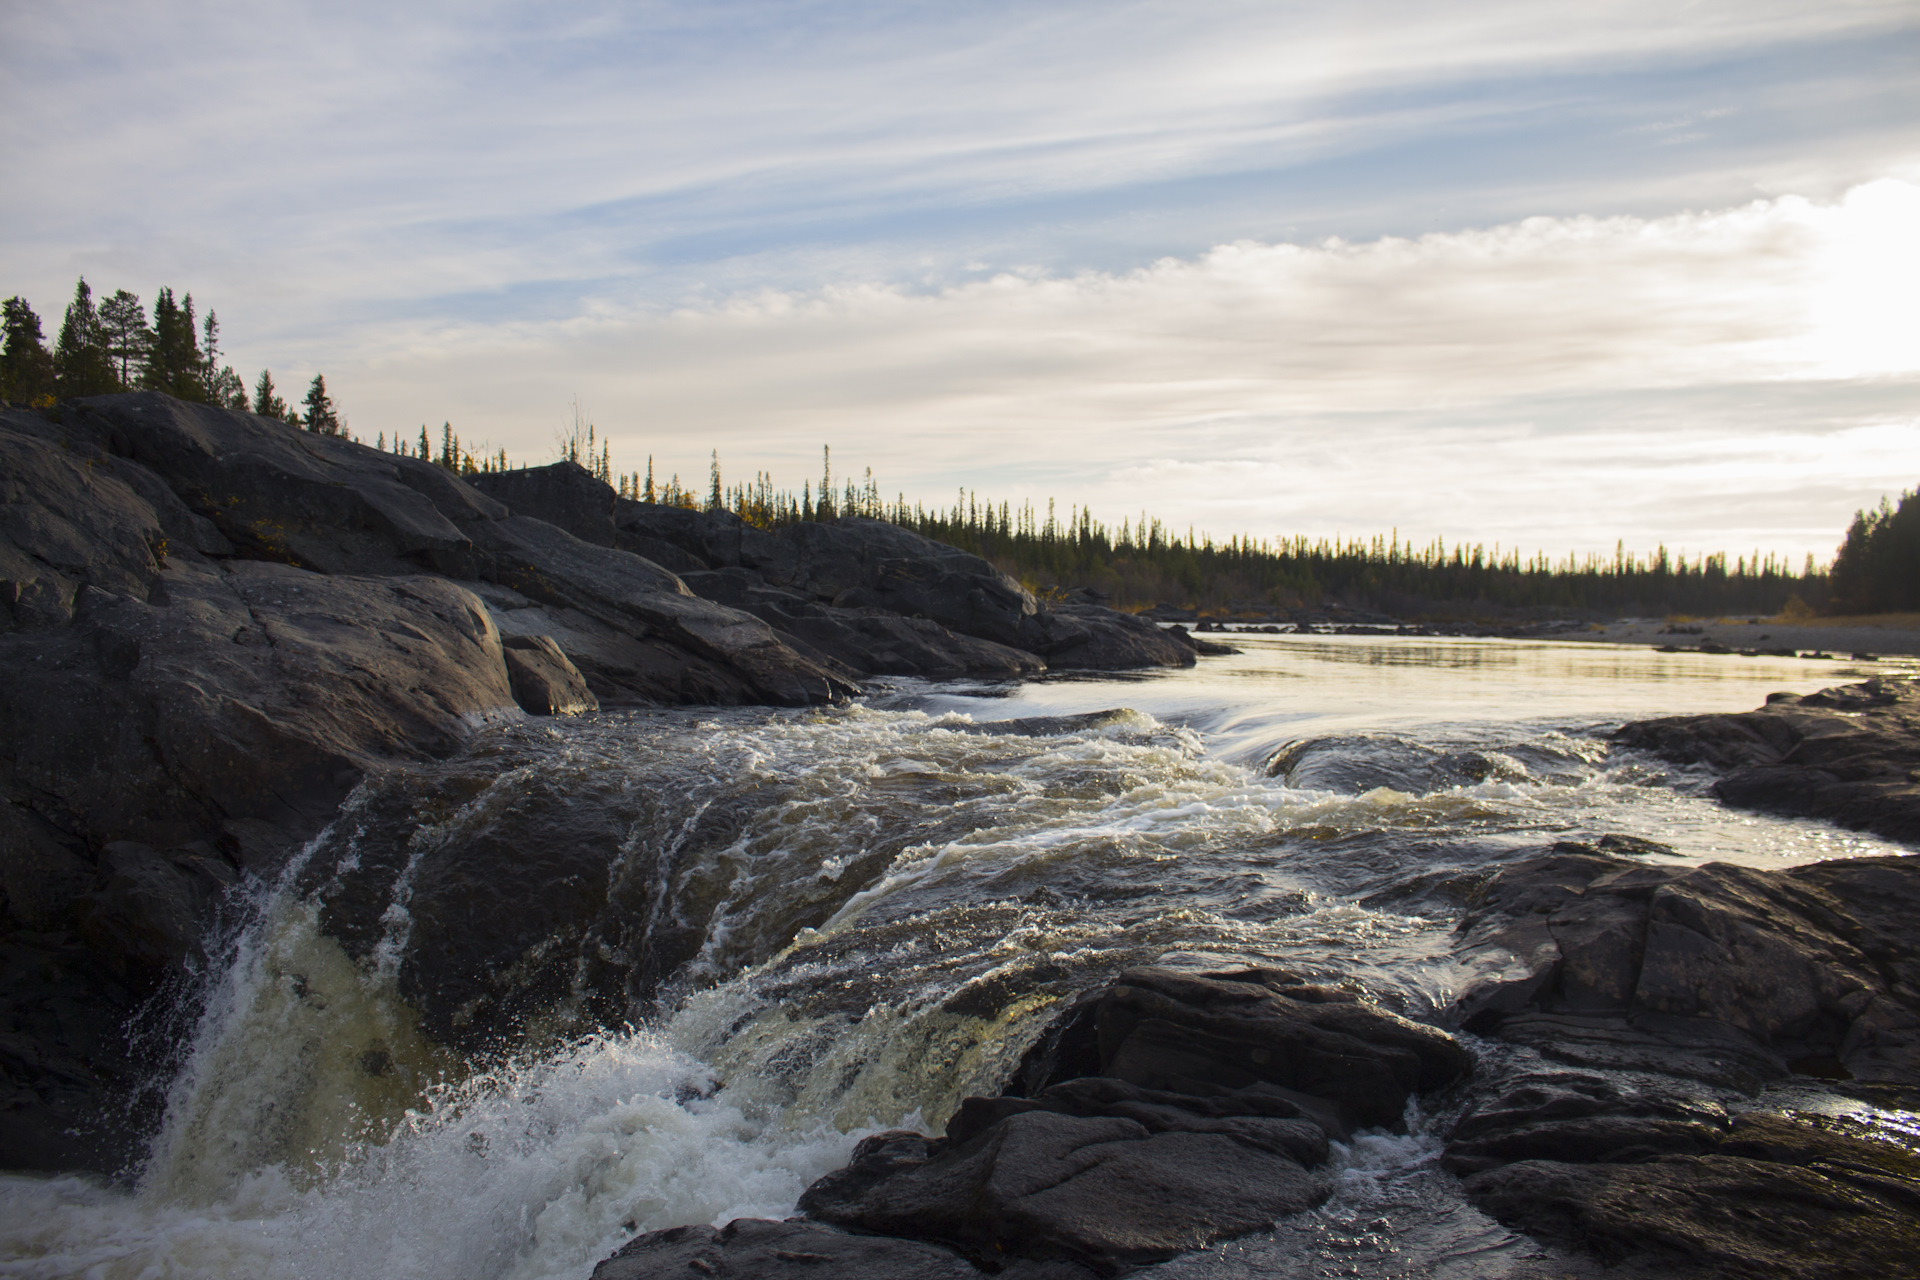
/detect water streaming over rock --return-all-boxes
[3,637,1914,1279]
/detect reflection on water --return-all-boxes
[893,634,1907,760]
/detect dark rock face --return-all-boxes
[594,967,1470,1277]
[469,461,616,546]
[799,1113,1326,1272]
[613,502,1199,675]
[1447,853,1920,1099]
[1459,1111,1920,1280]
[501,635,598,715]
[1265,734,1506,795]
[590,1219,1098,1280]
[1021,966,1472,1132]
[1442,852,1920,1278]
[1616,677,1920,843]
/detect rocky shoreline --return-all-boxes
[0,392,1207,1173]
[591,843,1920,1279]
[4,391,1918,1278]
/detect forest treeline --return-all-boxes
[607,445,1832,619]
[1830,488,1919,614]
[0,278,341,435]
[8,278,1902,619]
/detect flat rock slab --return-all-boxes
[1463,1113,1920,1280]
[798,1114,1327,1272]
[592,1219,1099,1279]
[1616,676,1920,843]
[1449,852,1920,1099]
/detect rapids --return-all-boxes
[3,635,1914,1279]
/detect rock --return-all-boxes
[613,504,1201,672]
[684,566,1045,680]
[501,635,598,715]
[1026,966,1472,1131]
[1442,1069,1731,1176]
[1448,853,1920,1100]
[1264,734,1505,794]
[1036,602,1195,670]
[63,393,501,577]
[1616,677,1920,843]
[798,1112,1327,1272]
[591,1218,1098,1279]
[469,461,616,546]
[471,516,856,707]
[1462,1113,1920,1279]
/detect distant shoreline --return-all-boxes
[1184,614,1920,659]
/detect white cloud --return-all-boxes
[333,181,1920,559]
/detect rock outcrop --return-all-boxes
[613,499,1199,676]
[1441,850,1920,1278]
[1447,852,1920,1098]
[595,966,1472,1277]
[1616,676,1920,844]
[6,395,1215,1175]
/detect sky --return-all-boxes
[4,0,1918,563]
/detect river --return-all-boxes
[3,635,1914,1279]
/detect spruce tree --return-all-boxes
[198,310,250,409]
[98,289,150,388]
[253,369,292,421]
[54,278,117,397]
[0,296,57,404]
[302,374,341,435]
[143,288,207,400]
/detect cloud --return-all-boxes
[333,181,1920,559]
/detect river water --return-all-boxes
[3,636,1915,1279]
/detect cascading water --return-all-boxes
[2,636,1913,1279]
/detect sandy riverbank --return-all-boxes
[1566,612,1920,660]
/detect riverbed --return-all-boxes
[3,636,1914,1279]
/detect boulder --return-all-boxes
[1448,853,1920,1099]
[501,635,598,715]
[1264,734,1505,794]
[1036,603,1195,670]
[591,1219,1097,1279]
[469,460,616,546]
[1019,966,1472,1131]
[797,1113,1326,1272]
[1616,677,1920,843]
[1461,1113,1920,1279]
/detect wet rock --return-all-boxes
[1442,1069,1730,1176]
[1026,966,1472,1131]
[615,504,1198,672]
[1264,734,1506,795]
[472,516,857,707]
[798,1112,1327,1272]
[1462,1113,1920,1280]
[469,460,616,547]
[1449,853,1920,1100]
[501,635,598,716]
[591,1218,1098,1279]
[1037,602,1195,670]
[685,566,1045,680]
[1616,676,1920,843]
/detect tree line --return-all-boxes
[0,278,342,436]
[1829,488,1919,614]
[609,445,1836,618]
[6,280,1903,619]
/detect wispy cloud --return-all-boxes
[339,181,1920,558]
[2,2,1916,558]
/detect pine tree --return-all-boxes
[709,450,723,511]
[253,369,294,421]
[98,289,150,388]
[0,296,57,404]
[302,374,341,435]
[144,288,207,400]
[54,278,117,397]
[198,310,250,409]
[645,455,655,502]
